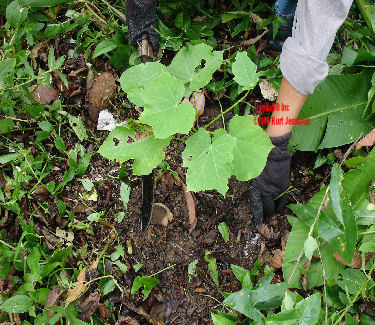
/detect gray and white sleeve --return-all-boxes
[280,0,353,95]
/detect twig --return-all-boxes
[0,239,16,251]
[204,89,251,129]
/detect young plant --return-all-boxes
[99,44,273,196]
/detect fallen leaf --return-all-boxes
[333,250,362,269]
[271,249,283,269]
[87,72,117,122]
[190,91,205,118]
[259,80,278,102]
[203,230,218,246]
[78,290,100,321]
[192,287,207,293]
[356,128,375,149]
[31,86,59,105]
[151,203,173,227]
[32,184,49,201]
[55,227,74,242]
[115,317,141,325]
[45,287,63,321]
[177,167,197,233]
[65,261,97,304]
[242,30,267,47]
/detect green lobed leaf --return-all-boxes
[232,51,259,90]
[98,126,171,175]
[140,72,195,139]
[290,71,372,151]
[120,62,167,107]
[168,44,222,92]
[182,128,236,195]
[228,116,273,181]
[0,295,34,313]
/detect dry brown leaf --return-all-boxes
[259,80,278,101]
[87,72,117,122]
[65,261,97,304]
[55,227,74,243]
[78,290,100,321]
[31,86,59,105]
[45,287,63,321]
[177,168,197,233]
[151,203,173,227]
[333,250,362,269]
[356,128,375,149]
[302,259,311,291]
[272,249,284,269]
[242,30,267,47]
[115,316,141,325]
[190,91,205,118]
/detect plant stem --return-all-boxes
[204,89,251,130]
[0,239,16,251]
[148,264,176,277]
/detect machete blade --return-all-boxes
[139,34,155,231]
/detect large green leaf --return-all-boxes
[98,127,170,175]
[282,217,309,288]
[265,293,321,325]
[182,128,236,195]
[228,116,273,181]
[223,283,287,324]
[232,51,259,90]
[168,44,223,92]
[290,71,372,151]
[120,62,167,107]
[140,72,195,139]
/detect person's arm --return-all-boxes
[251,0,354,224]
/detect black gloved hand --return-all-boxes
[125,0,159,52]
[266,21,293,52]
[250,132,292,224]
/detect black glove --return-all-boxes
[125,0,159,52]
[266,21,293,52]
[250,132,292,224]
